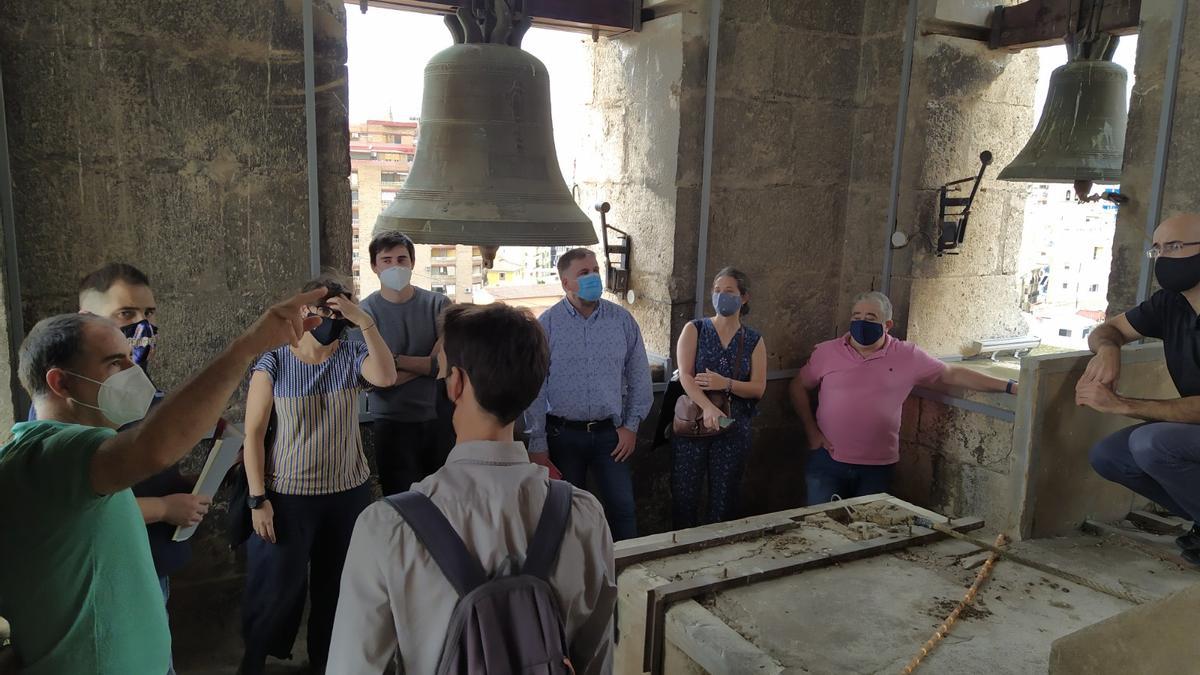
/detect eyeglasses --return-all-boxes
[1145,241,1200,259]
[310,306,344,320]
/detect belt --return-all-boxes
[547,415,615,432]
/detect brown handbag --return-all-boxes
[673,326,746,439]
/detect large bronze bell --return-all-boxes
[998,58,1128,184]
[374,1,596,252]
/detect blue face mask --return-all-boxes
[577,273,604,302]
[850,319,885,346]
[712,292,742,317]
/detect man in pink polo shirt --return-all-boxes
[790,291,1017,505]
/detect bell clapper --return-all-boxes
[1072,179,1129,205]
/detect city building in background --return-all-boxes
[1018,183,1118,349]
[351,119,416,297]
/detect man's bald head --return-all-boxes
[1154,213,1200,253]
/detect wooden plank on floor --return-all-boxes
[617,494,887,571]
[1127,510,1190,535]
[1083,520,1191,568]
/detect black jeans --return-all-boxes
[374,418,452,496]
[240,483,371,674]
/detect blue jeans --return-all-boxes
[1089,422,1200,521]
[804,447,896,506]
[160,576,175,675]
[548,424,638,540]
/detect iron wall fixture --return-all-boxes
[374,0,597,266]
[936,151,992,256]
[596,202,632,298]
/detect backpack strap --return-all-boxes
[385,492,488,598]
[522,480,573,581]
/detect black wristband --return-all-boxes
[1005,379,1017,395]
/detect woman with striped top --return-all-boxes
[238,275,397,675]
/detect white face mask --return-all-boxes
[380,265,412,292]
[67,366,157,427]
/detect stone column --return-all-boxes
[1108,0,1200,313]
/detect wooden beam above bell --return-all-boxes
[990,0,1141,51]
[361,0,641,36]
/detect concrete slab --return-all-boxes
[1049,583,1200,675]
[618,499,1198,674]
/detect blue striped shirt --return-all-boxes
[523,298,653,453]
[253,342,370,496]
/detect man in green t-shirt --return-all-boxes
[0,287,325,675]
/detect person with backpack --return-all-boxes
[238,274,397,675]
[327,303,617,675]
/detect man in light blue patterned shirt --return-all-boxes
[524,248,652,540]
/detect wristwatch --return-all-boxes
[247,494,269,510]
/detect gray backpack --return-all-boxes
[385,480,575,675]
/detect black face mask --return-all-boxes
[1155,252,1200,293]
[310,316,351,346]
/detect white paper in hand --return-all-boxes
[173,421,246,542]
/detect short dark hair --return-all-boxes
[19,313,110,398]
[713,266,751,316]
[79,263,150,297]
[440,304,549,425]
[302,271,354,302]
[555,247,596,276]
[369,231,416,266]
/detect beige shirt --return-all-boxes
[326,440,617,675]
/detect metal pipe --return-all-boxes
[1136,0,1188,304]
[693,0,721,319]
[880,0,919,297]
[303,0,322,277]
[0,64,27,419]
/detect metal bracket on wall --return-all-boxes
[597,202,632,298]
[935,151,992,256]
[636,503,985,674]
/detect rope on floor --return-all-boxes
[900,533,1007,674]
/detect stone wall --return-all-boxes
[1108,0,1200,313]
[0,0,352,396]
[859,6,1037,354]
[573,13,685,356]
[582,0,1041,526]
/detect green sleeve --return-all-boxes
[36,424,118,505]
